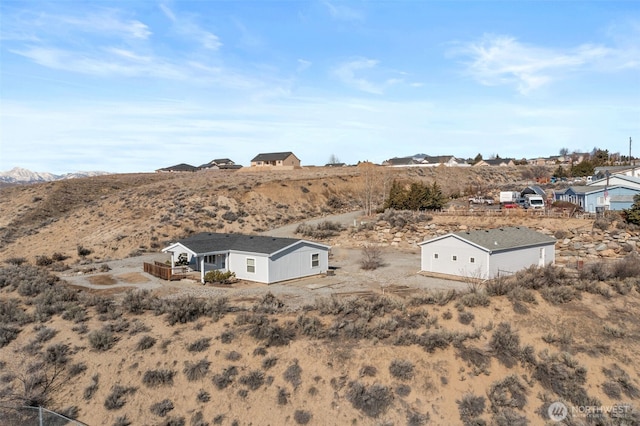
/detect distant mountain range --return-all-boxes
[0,167,110,184]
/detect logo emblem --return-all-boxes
[548,402,568,422]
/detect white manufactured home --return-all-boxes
[162,233,330,284]
[419,227,556,280]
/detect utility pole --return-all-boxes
[631,137,635,176]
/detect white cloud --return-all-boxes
[159,3,222,50]
[333,58,384,94]
[452,33,638,94]
[297,59,312,72]
[332,59,406,94]
[11,46,186,79]
[322,1,363,21]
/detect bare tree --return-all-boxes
[328,154,341,165]
[360,244,383,270]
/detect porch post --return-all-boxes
[200,257,205,283]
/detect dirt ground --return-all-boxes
[60,245,469,310]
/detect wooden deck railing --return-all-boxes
[143,262,188,281]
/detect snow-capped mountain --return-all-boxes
[0,167,110,184]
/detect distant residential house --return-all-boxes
[162,233,330,284]
[155,163,198,173]
[198,159,242,170]
[251,152,301,169]
[383,155,468,167]
[419,226,556,280]
[474,158,516,167]
[588,174,640,189]
[554,182,640,213]
[593,166,640,180]
[325,162,347,167]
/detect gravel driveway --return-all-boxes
[61,211,468,309]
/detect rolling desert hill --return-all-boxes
[1,165,639,426]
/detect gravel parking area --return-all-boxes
[60,212,469,309]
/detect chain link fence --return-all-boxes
[0,405,87,426]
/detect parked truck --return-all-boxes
[499,191,519,204]
[523,194,545,210]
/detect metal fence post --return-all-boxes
[39,406,43,426]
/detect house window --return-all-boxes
[470,257,475,263]
[246,258,255,273]
[452,255,457,261]
[434,253,439,259]
[311,253,319,268]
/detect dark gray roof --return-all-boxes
[156,163,198,172]
[174,233,304,255]
[251,152,296,162]
[452,226,555,252]
[384,156,419,166]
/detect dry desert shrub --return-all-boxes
[389,359,415,381]
[540,286,581,304]
[183,359,210,381]
[135,335,156,351]
[239,370,265,391]
[407,410,429,426]
[489,322,521,368]
[0,326,21,349]
[112,415,131,426]
[220,330,234,344]
[456,344,491,375]
[225,351,242,361]
[0,299,31,325]
[252,292,285,314]
[83,374,99,400]
[142,369,176,388]
[162,295,229,325]
[456,393,486,423]
[458,311,475,325]
[262,356,278,370]
[295,220,342,238]
[533,351,595,407]
[283,360,302,389]
[295,314,324,338]
[346,381,394,418]
[359,244,384,270]
[487,375,528,412]
[359,365,377,377]
[104,385,137,410]
[121,289,159,314]
[277,387,290,405]
[212,366,238,390]
[395,384,411,397]
[293,409,312,425]
[196,389,210,403]
[88,327,117,351]
[150,399,174,417]
[611,254,640,279]
[602,364,639,399]
[187,337,211,352]
[67,362,87,377]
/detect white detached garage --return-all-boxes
[419,227,556,280]
[162,233,330,284]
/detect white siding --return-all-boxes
[228,252,270,283]
[489,244,555,277]
[268,243,329,283]
[420,237,490,279]
[421,236,556,279]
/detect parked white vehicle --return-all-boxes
[524,194,545,210]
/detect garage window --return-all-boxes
[311,253,319,268]
[246,258,255,273]
[434,253,439,259]
[470,257,475,263]
[452,255,457,261]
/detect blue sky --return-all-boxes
[1,1,639,174]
